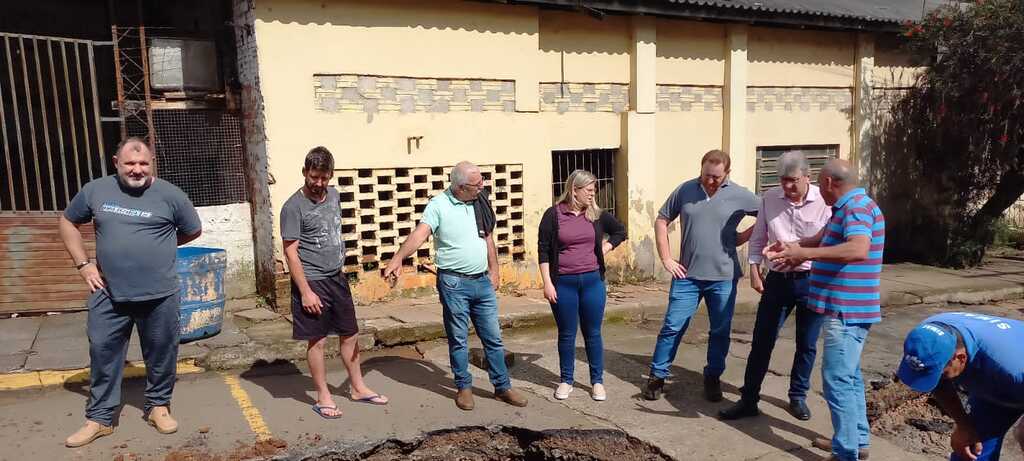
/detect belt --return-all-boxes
[437,268,488,279]
[768,270,809,280]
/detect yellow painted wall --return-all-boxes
[746,110,854,165]
[655,111,725,261]
[250,0,912,294]
[748,27,856,87]
[255,0,539,80]
[538,10,631,83]
[874,37,922,88]
[255,0,632,292]
[656,19,726,86]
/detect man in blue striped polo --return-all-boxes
[766,159,885,461]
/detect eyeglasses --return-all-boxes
[464,181,484,190]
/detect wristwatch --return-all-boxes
[75,260,91,270]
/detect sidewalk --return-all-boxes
[2,258,1023,390]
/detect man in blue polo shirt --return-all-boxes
[383,161,527,411]
[897,312,1024,461]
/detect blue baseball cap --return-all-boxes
[897,322,957,392]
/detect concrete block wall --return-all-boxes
[656,85,724,112]
[539,83,629,113]
[313,75,516,114]
[332,164,526,277]
[746,87,853,113]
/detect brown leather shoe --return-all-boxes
[495,388,528,407]
[812,437,869,459]
[455,388,475,411]
[65,421,113,448]
[147,406,178,434]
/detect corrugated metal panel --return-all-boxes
[0,212,93,314]
[666,0,944,23]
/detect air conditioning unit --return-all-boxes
[148,38,219,92]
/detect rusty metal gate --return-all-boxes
[0,32,109,314]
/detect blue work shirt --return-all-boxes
[927,312,1024,409]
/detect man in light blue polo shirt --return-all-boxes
[384,161,527,411]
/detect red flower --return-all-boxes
[943,18,953,27]
[998,134,1009,144]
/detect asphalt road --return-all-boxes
[2,301,1022,460]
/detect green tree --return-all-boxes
[871,0,1023,266]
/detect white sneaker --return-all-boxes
[591,383,606,401]
[554,382,573,400]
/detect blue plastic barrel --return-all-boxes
[176,247,227,343]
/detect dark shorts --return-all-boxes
[291,272,359,340]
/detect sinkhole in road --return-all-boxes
[301,425,674,461]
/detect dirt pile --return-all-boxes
[299,426,673,461]
[867,378,952,458]
[162,435,288,461]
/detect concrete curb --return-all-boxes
[0,359,204,391]
[2,282,1021,391]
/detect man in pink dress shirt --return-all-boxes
[719,151,833,422]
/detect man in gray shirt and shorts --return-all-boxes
[281,146,388,419]
[60,137,202,447]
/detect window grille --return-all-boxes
[551,148,618,217]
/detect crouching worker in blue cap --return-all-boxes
[897,312,1024,461]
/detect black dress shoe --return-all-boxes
[718,400,760,420]
[789,399,812,421]
[642,377,664,401]
[703,375,723,402]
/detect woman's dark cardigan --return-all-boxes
[537,206,627,285]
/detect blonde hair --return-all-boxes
[558,169,602,221]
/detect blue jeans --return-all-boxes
[550,270,606,385]
[822,318,871,461]
[436,272,511,392]
[950,396,1024,461]
[649,278,738,379]
[86,290,180,426]
[741,273,825,404]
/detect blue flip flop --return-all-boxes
[353,394,389,405]
[312,403,342,419]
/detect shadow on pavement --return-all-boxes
[64,371,148,427]
[600,349,827,461]
[239,359,327,406]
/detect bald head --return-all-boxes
[116,137,153,159]
[450,161,484,202]
[820,159,858,185]
[450,161,480,188]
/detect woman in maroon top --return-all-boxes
[538,170,627,401]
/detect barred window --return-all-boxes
[551,148,618,218]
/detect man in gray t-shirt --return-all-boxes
[280,186,344,279]
[643,149,759,403]
[60,138,201,448]
[280,146,388,420]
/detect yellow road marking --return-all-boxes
[0,359,203,391]
[220,372,273,441]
